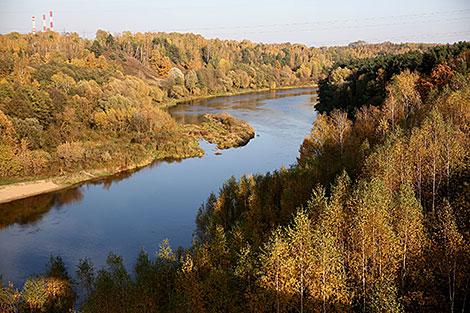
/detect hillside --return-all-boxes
[0,31,426,187]
[1,33,468,313]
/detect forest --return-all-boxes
[0,30,426,185]
[0,33,469,313]
[316,41,470,116]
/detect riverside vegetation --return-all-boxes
[0,31,426,187]
[0,33,469,312]
[187,113,255,150]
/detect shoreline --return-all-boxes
[0,154,171,205]
[0,180,63,204]
[0,84,317,205]
[161,83,317,108]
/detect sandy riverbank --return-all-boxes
[0,180,63,204]
[0,158,157,205]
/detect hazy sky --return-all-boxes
[1,0,469,46]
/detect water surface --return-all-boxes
[0,88,317,285]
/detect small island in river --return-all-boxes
[187,113,255,149]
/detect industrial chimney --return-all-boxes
[49,10,54,31]
[31,16,36,34]
[42,14,46,32]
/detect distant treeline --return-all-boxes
[317,41,470,115]
[0,31,424,182]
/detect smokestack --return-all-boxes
[49,10,54,31]
[32,16,36,34]
[42,14,46,32]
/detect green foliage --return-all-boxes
[0,144,23,177]
[46,256,70,280]
[76,258,95,297]
[0,282,20,313]
[367,279,403,313]
[189,113,255,149]
[181,45,469,313]
[2,30,361,181]
[20,259,74,313]
[3,32,469,313]
[317,41,470,116]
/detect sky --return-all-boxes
[0,0,469,46]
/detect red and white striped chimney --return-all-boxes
[49,10,54,31]
[32,16,36,34]
[42,14,46,32]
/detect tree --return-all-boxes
[20,257,75,313]
[156,239,177,310]
[311,202,349,312]
[383,70,421,129]
[185,70,198,92]
[133,249,158,312]
[76,258,95,299]
[392,183,427,289]
[0,109,16,144]
[285,210,315,313]
[0,144,22,177]
[201,46,211,64]
[83,253,132,313]
[349,179,399,311]
[56,141,85,170]
[421,110,446,212]
[259,228,293,313]
[328,171,352,250]
[330,110,351,159]
[434,202,469,313]
[21,277,74,313]
[176,254,205,313]
[0,282,20,313]
[409,127,426,204]
[367,279,403,313]
[168,67,185,86]
[51,72,76,94]
[11,117,44,149]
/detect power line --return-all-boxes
[165,9,470,32]
[196,16,470,36]
[1,9,469,46]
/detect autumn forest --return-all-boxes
[0,29,469,313]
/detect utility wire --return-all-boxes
[166,9,470,32]
[1,9,469,45]
[196,16,470,36]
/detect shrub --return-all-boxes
[21,277,74,313]
[56,141,85,170]
[0,144,22,177]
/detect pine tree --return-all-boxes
[156,239,176,310]
[176,254,205,313]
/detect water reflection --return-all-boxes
[0,88,317,286]
[0,188,83,228]
[0,158,192,229]
[0,88,316,230]
[169,87,317,124]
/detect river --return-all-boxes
[0,87,317,286]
